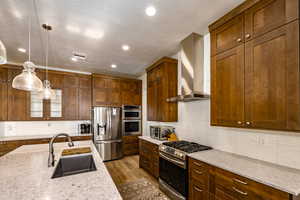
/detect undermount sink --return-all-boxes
[51,153,97,179]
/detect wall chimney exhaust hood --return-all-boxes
[167,33,209,102]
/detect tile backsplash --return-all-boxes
[0,121,90,137]
[140,33,300,170]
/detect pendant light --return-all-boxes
[39,24,55,100]
[0,40,7,64]
[12,14,43,91]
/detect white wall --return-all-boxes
[141,34,300,170]
[0,121,90,138]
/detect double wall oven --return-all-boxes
[122,105,141,136]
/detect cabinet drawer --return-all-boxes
[213,167,290,200]
[189,179,209,200]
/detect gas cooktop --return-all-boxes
[159,140,212,161]
[162,140,212,153]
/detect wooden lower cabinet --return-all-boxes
[139,139,159,178]
[123,135,140,156]
[188,157,291,200]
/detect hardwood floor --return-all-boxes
[104,155,158,187]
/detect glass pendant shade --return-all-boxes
[12,61,43,91]
[0,40,7,64]
[39,80,56,100]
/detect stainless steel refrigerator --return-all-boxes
[93,107,123,161]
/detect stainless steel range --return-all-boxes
[159,141,212,200]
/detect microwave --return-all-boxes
[150,126,175,141]
[122,105,141,120]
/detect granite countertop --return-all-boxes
[138,135,166,145]
[0,133,92,141]
[0,141,122,200]
[189,149,300,196]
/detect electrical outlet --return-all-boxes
[48,123,51,127]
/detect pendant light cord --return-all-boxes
[28,10,31,62]
[46,28,49,81]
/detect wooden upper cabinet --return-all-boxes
[78,75,91,120]
[0,67,8,121]
[7,68,28,121]
[64,74,79,88]
[211,45,245,127]
[211,14,244,56]
[107,78,121,106]
[147,69,157,121]
[92,74,141,107]
[63,75,79,120]
[121,79,142,106]
[245,21,299,130]
[210,0,300,131]
[244,0,299,41]
[48,71,64,89]
[147,57,178,122]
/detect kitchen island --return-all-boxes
[0,140,122,200]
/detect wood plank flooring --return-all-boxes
[104,155,158,187]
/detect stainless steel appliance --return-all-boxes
[122,105,141,120]
[93,107,123,161]
[150,126,175,141]
[79,123,91,134]
[122,105,142,136]
[159,141,212,200]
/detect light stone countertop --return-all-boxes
[0,133,92,141]
[138,136,166,145]
[189,149,300,196]
[0,140,122,200]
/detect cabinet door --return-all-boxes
[0,68,7,121]
[121,80,142,106]
[245,21,299,130]
[156,65,164,121]
[7,69,28,121]
[245,0,298,41]
[63,87,78,120]
[147,69,158,121]
[211,14,244,56]
[78,76,91,120]
[106,78,121,106]
[48,72,64,89]
[211,45,245,127]
[189,179,209,200]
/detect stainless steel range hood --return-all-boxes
[167,33,209,102]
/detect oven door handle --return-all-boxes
[159,152,186,169]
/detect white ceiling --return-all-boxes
[0,0,244,76]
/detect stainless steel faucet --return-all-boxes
[48,133,74,167]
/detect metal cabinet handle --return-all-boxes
[194,170,203,175]
[194,186,203,192]
[232,187,248,196]
[245,34,251,39]
[193,162,202,167]
[233,178,248,185]
[236,38,242,42]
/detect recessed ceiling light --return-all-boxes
[66,25,80,33]
[145,6,156,16]
[122,45,130,51]
[84,29,104,39]
[111,64,117,68]
[18,48,26,53]
[71,57,78,62]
